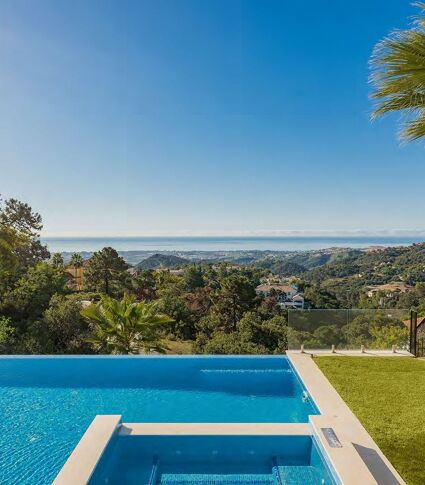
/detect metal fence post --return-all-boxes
[410,309,417,356]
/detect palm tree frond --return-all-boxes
[81,295,173,354]
[370,4,425,142]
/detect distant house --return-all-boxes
[366,282,411,299]
[260,274,288,285]
[255,283,304,310]
[363,246,386,253]
[152,267,185,276]
[169,268,185,276]
[288,294,305,310]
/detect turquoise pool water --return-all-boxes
[0,356,318,484]
[91,435,337,484]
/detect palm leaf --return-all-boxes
[370,3,425,142]
[81,295,173,354]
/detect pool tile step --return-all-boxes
[278,465,326,484]
[158,473,275,484]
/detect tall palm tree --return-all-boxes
[370,2,425,142]
[70,253,84,268]
[69,253,85,291]
[81,295,172,354]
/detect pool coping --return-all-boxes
[53,415,121,485]
[119,422,311,436]
[287,352,406,485]
[310,415,379,485]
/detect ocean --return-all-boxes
[41,236,425,253]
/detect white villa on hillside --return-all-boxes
[255,283,305,310]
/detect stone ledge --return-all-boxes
[288,352,406,485]
[119,422,311,436]
[53,414,121,485]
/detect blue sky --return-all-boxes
[0,0,423,237]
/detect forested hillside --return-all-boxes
[299,244,425,309]
[135,253,189,270]
[256,248,359,276]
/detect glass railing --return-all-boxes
[287,309,410,351]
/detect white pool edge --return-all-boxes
[53,415,121,485]
[287,352,406,485]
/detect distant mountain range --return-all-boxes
[61,247,363,269]
[135,253,190,270]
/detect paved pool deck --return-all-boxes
[287,352,406,485]
[293,349,413,357]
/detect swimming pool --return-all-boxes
[90,435,337,484]
[0,356,318,484]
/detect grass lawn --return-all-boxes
[164,339,193,354]
[315,357,425,485]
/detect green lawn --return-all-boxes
[315,357,425,485]
[164,339,193,354]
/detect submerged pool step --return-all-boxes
[277,466,326,484]
[158,473,275,484]
[199,369,292,374]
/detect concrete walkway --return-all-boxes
[288,352,406,485]
[292,349,413,357]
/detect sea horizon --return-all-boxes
[41,235,425,253]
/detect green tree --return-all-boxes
[84,247,129,296]
[0,197,42,234]
[42,295,93,354]
[0,197,49,271]
[82,295,173,354]
[0,317,14,353]
[212,274,257,331]
[304,325,342,349]
[397,282,425,309]
[194,313,222,341]
[157,287,194,340]
[369,325,409,350]
[342,312,406,349]
[195,331,268,355]
[70,253,84,268]
[194,312,287,355]
[237,312,288,353]
[0,225,26,293]
[130,270,157,301]
[258,292,282,318]
[370,3,425,142]
[304,286,339,309]
[186,287,212,320]
[1,262,68,325]
[51,253,64,269]
[183,265,204,291]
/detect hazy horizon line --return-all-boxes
[40,230,425,239]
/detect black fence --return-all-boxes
[410,310,425,357]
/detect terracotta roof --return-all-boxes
[403,316,425,329]
[256,284,296,294]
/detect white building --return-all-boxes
[255,283,304,310]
